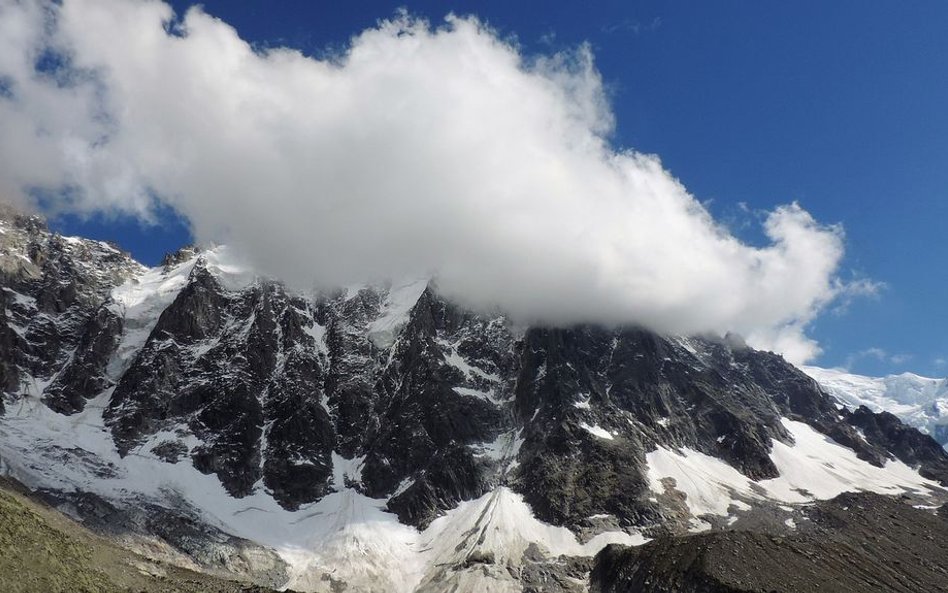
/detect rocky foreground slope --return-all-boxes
[1,203,947,592]
[0,475,280,593]
[591,491,948,593]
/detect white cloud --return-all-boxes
[0,0,870,363]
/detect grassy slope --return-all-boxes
[0,477,280,593]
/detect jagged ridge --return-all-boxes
[1,205,947,592]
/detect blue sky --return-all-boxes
[51,1,948,377]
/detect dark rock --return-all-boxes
[151,440,189,463]
[591,492,948,593]
[845,406,948,484]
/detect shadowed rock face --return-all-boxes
[2,204,948,591]
[0,207,142,414]
[590,491,948,593]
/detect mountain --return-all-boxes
[1,204,947,592]
[804,366,948,446]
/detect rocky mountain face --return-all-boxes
[2,205,948,592]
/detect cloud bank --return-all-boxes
[0,0,868,363]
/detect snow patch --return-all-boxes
[646,418,942,524]
[438,339,502,383]
[452,386,500,405]
[108,256,198,376]
[580,423,614,440]
[367,278,428,348]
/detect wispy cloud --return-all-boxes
[830,276,885,315]
[602,17,662,36]
[844,347,913,370]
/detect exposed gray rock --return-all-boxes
[590,492,948,593]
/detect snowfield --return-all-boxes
[646,418,941,530]
[803,366,948,447]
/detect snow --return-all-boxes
[302,319,329,357]
[415,487,646,593]
[470,430,524,476]
[763,419,938,501]
[201,246,257,292]
[452,386,500,404]
[646,418,943,525]
[0,393,417,592]
[580,422,614,440]
[803,366,948,445]
[438,340,502,383]
[3,288,35,307]
[104,246,262,377]
[366,278,429,348]
[0,390,636,593]
[392,478,415,498]
[108,257,197,375]
[646,446,753,517]
[11,244,942,590]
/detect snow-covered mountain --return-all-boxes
[1,204,947,593]
[803,366,948,447]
